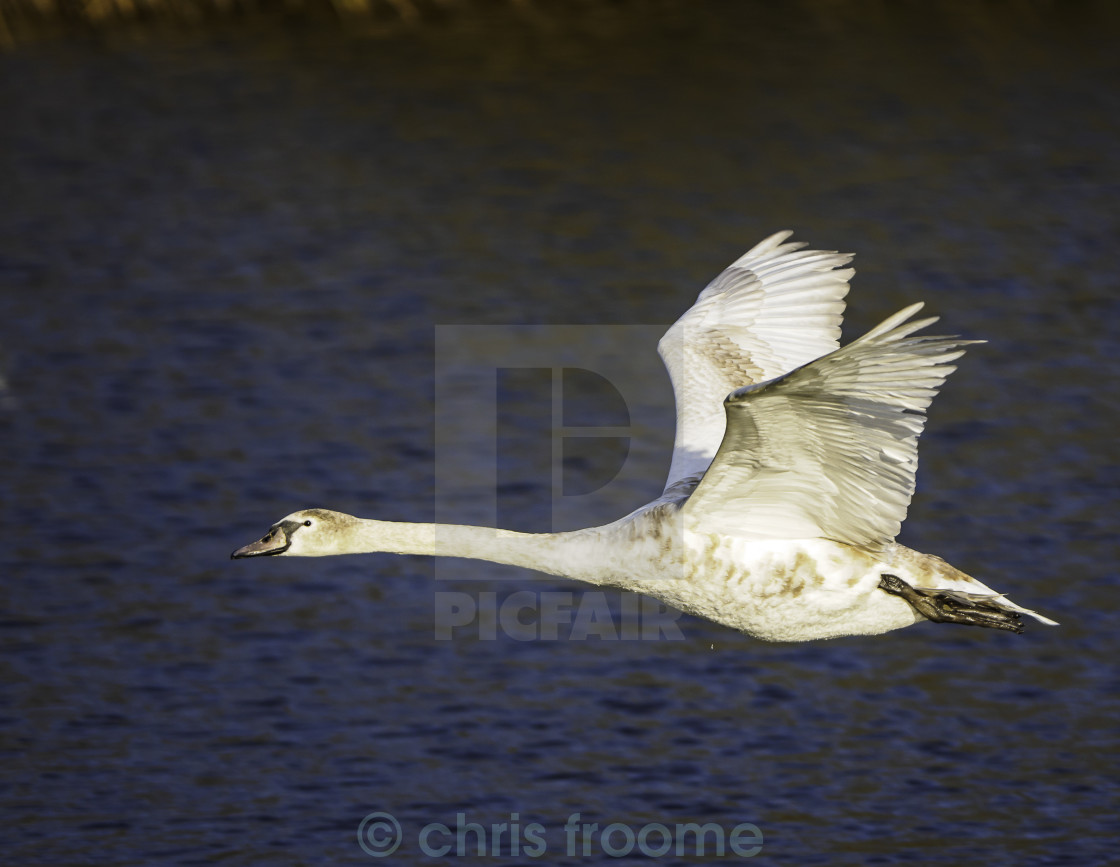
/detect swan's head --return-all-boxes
[230,508,359,559]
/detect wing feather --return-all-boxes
[681,304,979,547]
[658,232,854,491]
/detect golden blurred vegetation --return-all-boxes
[0,0,1112,49]
[0,0,646,46]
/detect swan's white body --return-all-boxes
[234,232,1055,641]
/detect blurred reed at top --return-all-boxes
[0,0,1108,50]
[5,0,678,48]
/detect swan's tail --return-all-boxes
[973,592,1059,627]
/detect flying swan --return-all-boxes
[233,231,1055,641]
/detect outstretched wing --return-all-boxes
[658,231,853,492]
[681,304,978,547]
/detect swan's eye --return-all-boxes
[304,520,312,527]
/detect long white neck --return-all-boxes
[341,518,607,584]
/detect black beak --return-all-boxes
[231,524,291,559]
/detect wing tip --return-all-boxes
[741,229,801,260]
[859,304,988,354]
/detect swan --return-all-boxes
[232,231,1056,641]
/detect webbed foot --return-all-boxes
[879,574,1024,634]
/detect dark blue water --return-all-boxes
[1,5,1118,864]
